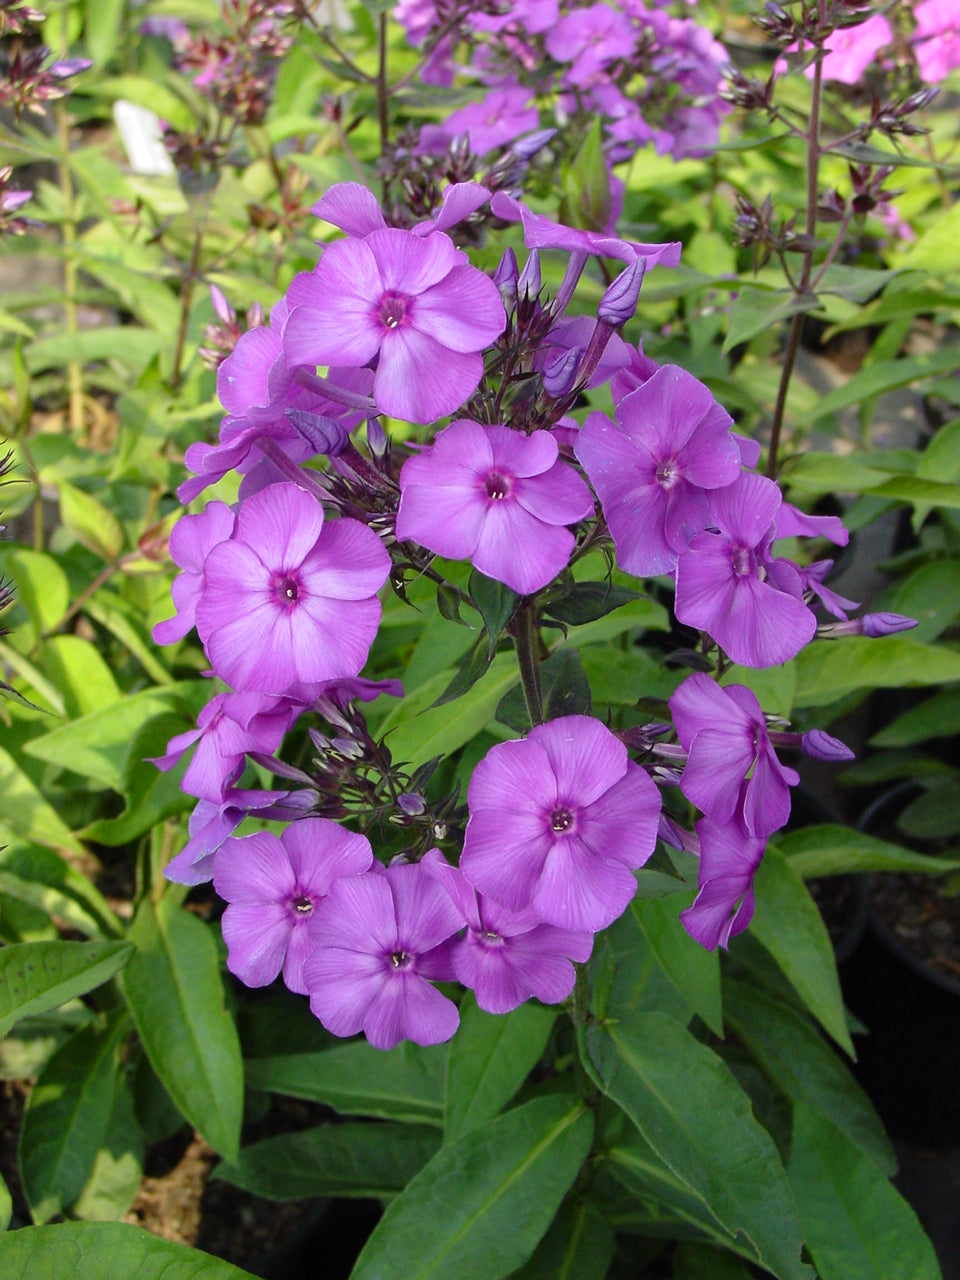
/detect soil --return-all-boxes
[869,873,960,987]
[808,875,862,950]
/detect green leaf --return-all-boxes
[0,940,132,1039]
[245,1040,447,1125]
[214,1122,440,1200]
[26,328,163,376]
[543,582,643,627]
[0,1171,10,1231]
[867,476,960,511]
[871,687,960,747]
[58,481,125,563]
[4,550,69,636]
[469,569,520,657]
[723,287,822,354]
[377,652,519,770]
[350,1096,593,1280]
[0,841,124,939]
[787,1104,941,1280]
[20,1013,128,1222]
[555,596,668,649]
[561,117,611,232]
[121,899,243,1161]
[83,0,125,65]
[874,559,960,645]
[432,636,498,707]
[0,744,85,856]
[776,825,960,878]
[584,1011,811,1280]
[0,641,65,715]
[898,782,960,839]
[902,198,960,275]
[797,347,960,426]
[496,648,591,731]
[724,979,895,1175]
[444,996,556,1142]
[778,453,893,495]
[749,846,854,1056]
[673,1243,756,1280]
[510,1199,615,1280]
[631,897,722,1036]
[83,593,173,685]
[70,1071,144,1221]
[39,636,121,719]
[793,637,960,707]
[0,1222,260,1278]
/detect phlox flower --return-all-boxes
[681,807,766,951]
[422,849,593,1014]
[196,482,390,695]
[283,227,505,423]
[304,860,463,1050]
[152,501,235,644]
[490,192,682,270]
[396,420,593,595]
[417,86,540,157]
[215,819,373,994]
[460,716,662,933]
[576,365,741,577]
[164,788,313,885]
[913,0,960,82]
[674,472,817,668]
[546,4,636,86]
[777,13,893,84]
[669,673,798,838]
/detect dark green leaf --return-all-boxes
[724,979,895,1175]
[631,897,722,1036]
[350,1096,594,1280]
[898,782,960,839]
[215,1122,439,1200]
[787,1104,940,1280]
[776,825,960,877]
[544,582,643,627]
[245,1039,447,1125]
[444,996,556,1142]
[469,570,520,657]
[121,899,243,1161]
[510,1199,615,1280]
[871,688,960,747]
[437,583,471,627]
[431,637,497,707]
[673,1243,756,1280]
[0,940,132,1039]
[584,1011,811,1280]
[71,1071,144,1221]
[0,1222,260,1278]
[20,1014,127,1222]
[496,648,591,731]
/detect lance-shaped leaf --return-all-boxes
[214,1123,440,1200]
[585,1010,812,1280]
[121,899,243,1161]
[444,997,556,1142]
[0,940,132,1038]
[70,1069,145,1222]
[0,1222,260,1278]
[511,1198,615,1280]
[350,1095,594,1280]
[631,897,722,1036]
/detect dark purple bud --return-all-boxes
[332,736,363,759]
[511,127,557,161]
[493,247,519,306]
[366,416,388,457]
[286,408,351,457]
[397,792,426,817]
[861,612,918,637]
[542,347,581,399]
[801,729,855,762]
[518,249,541,301]
[598,258,645,326]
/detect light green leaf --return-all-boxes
[351,1096,594,1280]
[585,1011,811,1280]
[871,688,960,747]
[0,1172,9,1229]
[793,637,960,708]
[902,199,960,275]
[0,841,124,938]
[84,593,173,684]
[797,348,960,426]
[749,846,853,1056]
[0,1222,260,1278]
[214,1123,439,1200]
[70,1071,144,1221]
[867,476,960,510]
[4,550,69,636]
[0,941,131,1039]
[0,744,84,855]
[121,899,243,1161]
[723,287,823,354]
[83,0,125,65]
[39,636,121,719]
[444,996,556,1142]
[26,328,164,375]
[776,825,960,878]
[58,481,125,563]
[778,453,893,495]
[631,897,722,1036]
[788,1104,941,1280]
[20,1014,127,1223]
[245,1040,447,1125]
[724,979,895,1175]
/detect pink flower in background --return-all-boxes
[777,12,893,84]
[913,0,960,82]
[417,85,539,156]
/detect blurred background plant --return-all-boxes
[0,0,959,1276]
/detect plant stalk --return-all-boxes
[513,602,544,727]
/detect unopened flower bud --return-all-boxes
[286,408,350,457]
[801,729,855,762]
[861,612,918,637]
[366,416,388,457]
[511,127,557,160]
[493,247,519,307]
[542,347,581,399]
[518,249,541,302]
[397,792,426,817]
[597,257,645,327]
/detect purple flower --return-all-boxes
[669,673,798,837]
[163,788,304,885]
[304,860,463,1049]
[422,849,592,1014]
[576,365,741,577]
[681,809,766,951]
[490,192,682,270]
[396,420,593,595]
[283,228,505,423]
[153,502,236,644]
[546,4,636,86]
[196,482,391,695]
[460,716,662,933]
[914,0,960,82]
[148,691,295,802]
[417,86,539,156]
[215,819,374,994]
[674,472,817,668]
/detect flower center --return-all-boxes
[656,459,679,490]
[273,572,301,605]
[551,806,575,833]
[484,470,513,501]
[291,895,313,915]
[379,291,409,330]
[731,546,754,578]
[390,950,413,969]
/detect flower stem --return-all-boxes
[171,228,204,391]
[55,102,83,437]
[513,602,544,727]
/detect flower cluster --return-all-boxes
[156,178,913,1049]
